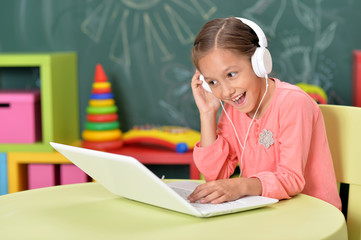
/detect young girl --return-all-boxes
[188,17,341,210]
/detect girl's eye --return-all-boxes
[227,72,237,78]
[209,80,217,86]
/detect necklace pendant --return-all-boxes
[259,129,274,149]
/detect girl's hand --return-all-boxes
[191,71,220,114]
[187,178,262,204]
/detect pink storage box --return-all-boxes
[28,164,58,190]
[0,90,41,143]
[60,164,89,185]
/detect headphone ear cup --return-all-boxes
[251,47,272,78]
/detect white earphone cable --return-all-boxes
[220,75,269,177]
[238,75,269,176]
[220,100,244,150]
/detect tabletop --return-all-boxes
[0,182,347,240]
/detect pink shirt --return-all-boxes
[193,79,341,210]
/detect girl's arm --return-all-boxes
[190,72,258,203]
[189,91,318,204]
[249,92,316,199]
[199,111,217,147]
[193,101,241,181]
[190,71,220,147]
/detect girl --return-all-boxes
[188,17,341,210]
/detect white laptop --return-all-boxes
[50,142,278,217]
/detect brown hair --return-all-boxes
[192,17,259,70]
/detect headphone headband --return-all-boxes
[236,17,268,48]
[235,17,272,78]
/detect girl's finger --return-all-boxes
[199,191,223,204]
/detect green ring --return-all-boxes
[85,121,120,131]
[86,105,117,114]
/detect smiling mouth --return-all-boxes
[232,92,246,105]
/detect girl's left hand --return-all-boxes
[187,178,262,204]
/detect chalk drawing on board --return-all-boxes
[314,55,336,91]
[81,0,112,43]
[109,9,131,67]
[294,0,337,85]
[81,0,217,66]
[279,43,312,84]
[315,22,337,52]
[243,0,286,37]
[163,4,194,45]
[188,0,217,20]
[159,100,188,126]
[143,12,174,63]
[159,63,201,128]
[292,0,318,32]
[242,0,338,93]
[121,0,161,10]
[110,2,121,25]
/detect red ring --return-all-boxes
[308,93,327,104]
[82,139,123,151]
[92,88,112,94]
[87,113,118,122]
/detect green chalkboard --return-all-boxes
[1,0,361,132]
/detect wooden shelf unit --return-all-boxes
[0,53,79,152]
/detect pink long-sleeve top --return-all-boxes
[193,79,341,210]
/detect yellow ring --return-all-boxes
[89,99,115,107]
[296,82,328,102]
[82,129,122,142]
[93,82,111,89]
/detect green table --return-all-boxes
[0,182,347,240]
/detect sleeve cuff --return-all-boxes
[193,136,231,181]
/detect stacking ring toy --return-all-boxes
[87,113,118,122]
[82,129,122,141]
[82,139,123,151]
[89,99,115,107]
[308,93,327,104]
[85,121,120,131]
[92,88,111,94]
[90,93,114,99]
[86,105,117,114]
[93,82,111,89]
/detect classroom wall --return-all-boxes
[0,0,360,132]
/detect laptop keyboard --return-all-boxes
[170,186,246,214]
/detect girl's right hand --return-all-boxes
[191,71,220,114]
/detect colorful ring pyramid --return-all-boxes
[82,64,123,151]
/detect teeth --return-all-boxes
[232,93,244,103]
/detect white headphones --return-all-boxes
[236,17,272,78]
[200,17,272,92]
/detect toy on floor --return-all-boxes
[296,82,328,104]
[82,64,123,151]
[123,125,201,153]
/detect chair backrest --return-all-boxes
[319,104,361,240]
